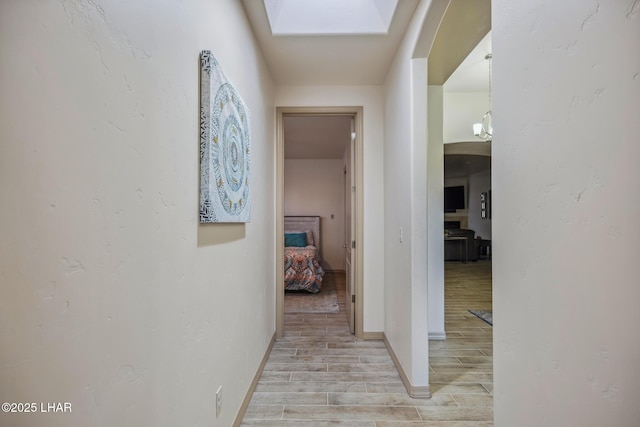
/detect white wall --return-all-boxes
[284,159,345,271]
[467,169,491,240]
[493,1,640,426]
[276,86,385,333]
[383,0,431,388]
[0,2,274,426]
[443,91,490,143]
[427,85,445,340]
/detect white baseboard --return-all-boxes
[429,331,447,340]
[383,334,431,399]
[233,333,276,427]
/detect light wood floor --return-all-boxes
[241,262,493,426]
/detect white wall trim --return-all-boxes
[429,332,447,340]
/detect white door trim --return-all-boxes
[276,106,364,339]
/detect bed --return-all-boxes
[284,216,325,293]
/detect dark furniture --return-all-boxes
[478,239,491,260]
[444,229,478,262]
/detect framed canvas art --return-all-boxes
[200,50,251,223]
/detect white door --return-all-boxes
[344,119,356,333]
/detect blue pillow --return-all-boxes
[285,232,307,247]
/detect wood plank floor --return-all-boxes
[241,262,493,426]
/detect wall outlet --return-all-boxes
[216,386,222,417]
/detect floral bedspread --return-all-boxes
[284,246,324,293]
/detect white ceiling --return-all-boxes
[241,0,419,85]
[284,116,352,159]
[444,31,492,92]
[241,0,491,159]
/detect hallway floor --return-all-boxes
[241,262,493,426]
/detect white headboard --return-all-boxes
[284,216,321,251]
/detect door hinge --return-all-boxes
[351,295,355,303]
[351,240,356,249]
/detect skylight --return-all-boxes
[263,0,399,35]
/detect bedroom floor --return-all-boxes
[240,262,493,426]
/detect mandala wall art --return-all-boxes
[199,50,251,223]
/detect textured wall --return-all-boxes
[0,1,275,426]
[383,0,431,387]
[493,0,640,425]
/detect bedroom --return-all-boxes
[282,114,353,316]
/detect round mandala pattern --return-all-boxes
[211,83,250,216]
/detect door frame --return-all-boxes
[276,106,364,339]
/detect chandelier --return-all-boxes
[473,53,492,142]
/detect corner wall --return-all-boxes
[383,0,432,389]
[493,1,640,425]
[0,2,275,426]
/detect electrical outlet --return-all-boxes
[216,386,222,417]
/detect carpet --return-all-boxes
[285,280,339,313]
[469,309,493,326]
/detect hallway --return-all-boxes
[241,263,493,425]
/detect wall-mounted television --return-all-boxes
[444,186,465,212]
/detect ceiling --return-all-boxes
[242,0,490,87]
[242,0,492,160]
[284,116,352,159]
[444,30,491,92]
[427,0,491,86]
[241,0,419,85]
[444,142,491,178]
[444,154,491,178]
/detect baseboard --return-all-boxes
[429,331,447,340]
[382,333,431,399]
[233,332,276,427]
[361,331,384,340]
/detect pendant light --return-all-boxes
[473,53,492,142]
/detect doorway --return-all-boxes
[424,0,493,410]
[275,107,364,339]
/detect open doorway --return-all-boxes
[442,142,492,337]
[426,1,493,410]
[439,29,493,334]
[275,107,364,339]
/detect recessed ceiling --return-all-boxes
[264,0,398,35]
[241,0,419,85]
[284,116,352,159]
[245,1,494,159]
